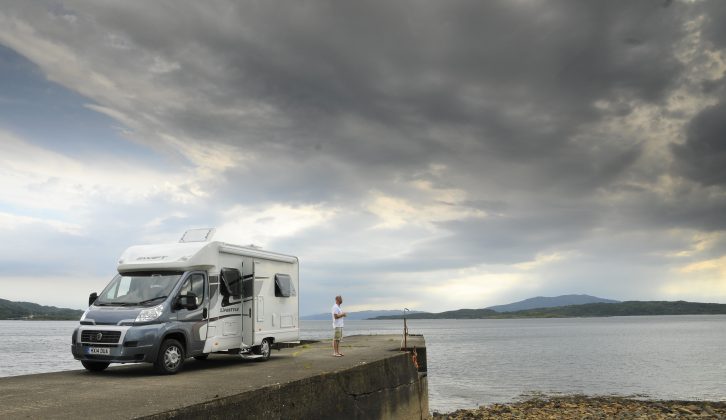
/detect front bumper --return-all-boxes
[71,324,164,364]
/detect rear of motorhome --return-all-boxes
[71,229,299,374]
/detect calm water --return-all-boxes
[1,316,724,412]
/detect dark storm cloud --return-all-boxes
[63,0,687,176]
[701,0,726,50]
[672,101,726,187]
[670,0,726,188]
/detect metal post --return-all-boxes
[402,307,410,350]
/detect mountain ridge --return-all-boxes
[372,301,726,319]
[0,298,84,320]
[487,294,619,312]
[301,309,424,320]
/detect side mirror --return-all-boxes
[89,292,98,306]
[177,293,198,310]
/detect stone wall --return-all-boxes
[141,350,428,420]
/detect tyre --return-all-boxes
[193,354,209,361]
[254,338,272,361]
[154,338,185,374]
[81,361,110,372]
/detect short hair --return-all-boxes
[335,295,342,300]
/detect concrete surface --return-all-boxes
[0,335,427,419]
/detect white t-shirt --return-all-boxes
[332,304,344,328]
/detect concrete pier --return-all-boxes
[0,335,427,420]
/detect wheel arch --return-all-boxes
[162,330,188,353]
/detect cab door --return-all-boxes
[175,272,208,355]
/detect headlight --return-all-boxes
[135,304,164,323]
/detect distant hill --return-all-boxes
[0,298,83,320]
[301,309,424,320]
[370,308,494,320]
[504,301,726,318]
[372,301,726,319]
[487,294,619,312]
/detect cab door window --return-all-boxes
[179,273,205,306]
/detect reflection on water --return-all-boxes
[2,315,725,412]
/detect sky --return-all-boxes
[0,0,725,315]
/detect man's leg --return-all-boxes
[333,327,343,356]
[332,330,337,355]
[338,329,344,355]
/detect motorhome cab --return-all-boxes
[71,229,299,374]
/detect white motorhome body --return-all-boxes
[72,232,299,374]
[117,240,300,353]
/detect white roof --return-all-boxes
[117,241,297,272]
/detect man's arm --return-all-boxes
[333,312,346,319]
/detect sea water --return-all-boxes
[1,315,724,412]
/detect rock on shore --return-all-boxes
[432,395,726,419]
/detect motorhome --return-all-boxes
[71,229,299,374]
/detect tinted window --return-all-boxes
[221,268,242,297]
[242,278,254,299]
[180,273,205,306]
[274,273,295,297]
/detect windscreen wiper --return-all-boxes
[138,296,168,305]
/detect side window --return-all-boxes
[220,268,242,298]
[242,278,254,299]
[274,273,295,297]
[191,273,204,305]
[180,273,205,306]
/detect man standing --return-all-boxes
[331,295,346,357]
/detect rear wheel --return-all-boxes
[154,339,185,374]
[81,361,109,372]
[254,338,272,361]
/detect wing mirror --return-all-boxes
[88,292,98,306]
[177,293,198,310]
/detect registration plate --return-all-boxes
[86,347,110,355]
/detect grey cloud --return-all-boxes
[2,0,726,311]
[0,1,687,214]
[701,0,726,50]
[410,207,598,268]
[50,1,686,171]
[672,101,726,187]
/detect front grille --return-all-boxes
[81,330,121,344]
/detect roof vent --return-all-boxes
[179,228,216,243]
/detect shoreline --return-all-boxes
[433,395,726,419]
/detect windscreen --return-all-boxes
[95,273,181,306]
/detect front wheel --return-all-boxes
[254,338,272,361]
[81,361,109,372]
[154,339,185,374]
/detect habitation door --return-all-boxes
[241,261,255,346]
